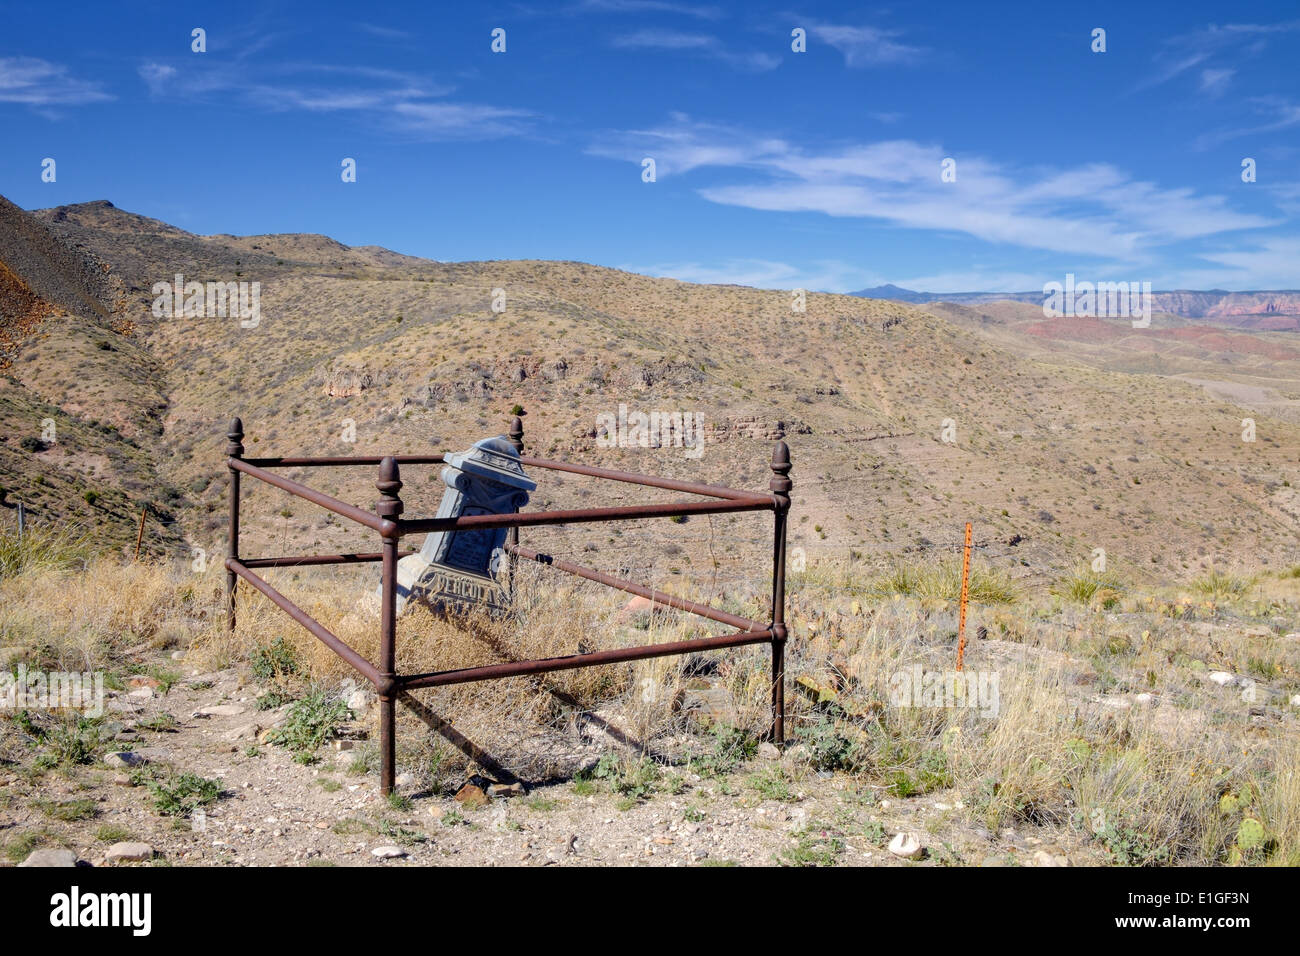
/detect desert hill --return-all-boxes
[2,196,1298,584]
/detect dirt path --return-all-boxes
[1,656,1098,867]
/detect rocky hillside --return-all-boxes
[2,195,1299,584]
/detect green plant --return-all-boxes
[266,686,350,763]
[44,717,102,766]
[250,636,299,680]
[778,822,844,867]
[689,725,757,777]
[36,798,98,822]
[0,524,94,579]
[795,718,863,772]
[148,773,221,818]
[95,824,133,843]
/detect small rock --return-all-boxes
[112,774,133,787]
[757,742,780,760]
[18,848,77,867]
[170,650,185,661]
[347,689,372,714]
[1033,850,1062,867]
[1208,671,1238,687]
[371,846,406,859]
[1290,694,1300,708]
[488,782,526,799]
[395,772,416,787]
[128,687,155,699]
[225,723,261,741]
[455,782,490,808]
[331,739,356,751]
[193,704,246,718]
[887,831,923,859]
[782,744,811,765]
[427,806,446,821]
[105,842,154,863]
[1134,693,1156,707]
[103,751,147,769]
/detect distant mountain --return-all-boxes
[850,285,1300,328]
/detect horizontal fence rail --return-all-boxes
[222,412,793,795]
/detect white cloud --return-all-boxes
[1199,68,1235,96]
[807,23,927,67]
[0,56,111,106]
[589,115,1275,258]
[137,61,531,140]
[609,29,778,71]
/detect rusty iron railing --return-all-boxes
[223,413,792,795]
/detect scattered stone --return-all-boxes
[455,782,490,808]
[1134,693,1156,707]
[428,806,446,821]
[226,723,261,741]
[1208,671,1238,687]
[1033,850,1064,867]
[170,651,185,661]
[371,846,407,859]
[128,687,155,699]
[347,689,372,715]
[193,704,247,718]
[782,744,812,765]
[757,742,781,760]
[103,751,147,769]
[112,774,133,787]
[888,832,924,859]
[545,834,577,862]
[488,782,525,799]
[331,739,356,751]
[19,848,77,867]
[105,842,154,863]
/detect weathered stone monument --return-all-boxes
[388,435,536,615]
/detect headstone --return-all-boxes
[388,435,535,615]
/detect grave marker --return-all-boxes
[388,435,536,615]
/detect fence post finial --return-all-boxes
[227,417,245,457]
[769,438,792,508]
[509,412,524,455]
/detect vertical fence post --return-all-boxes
[226,418,244,633]
[376,456,403,796]
[16,501,25,539]
[769,431,792,747]
[956,522,972,672]
[507,413,524,600]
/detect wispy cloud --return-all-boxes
[1199,68,1234,96]
[589,114,1276,258]
[1194,95,1300,149]
[138,60,531,139]
[574,0,722,18]
[1142,20,1300,90]
[806,23,927,67]
[0,56,111,107]
[610,28,779,71]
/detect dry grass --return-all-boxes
[2,541,1298,865]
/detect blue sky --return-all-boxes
[2,0,1298,291]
